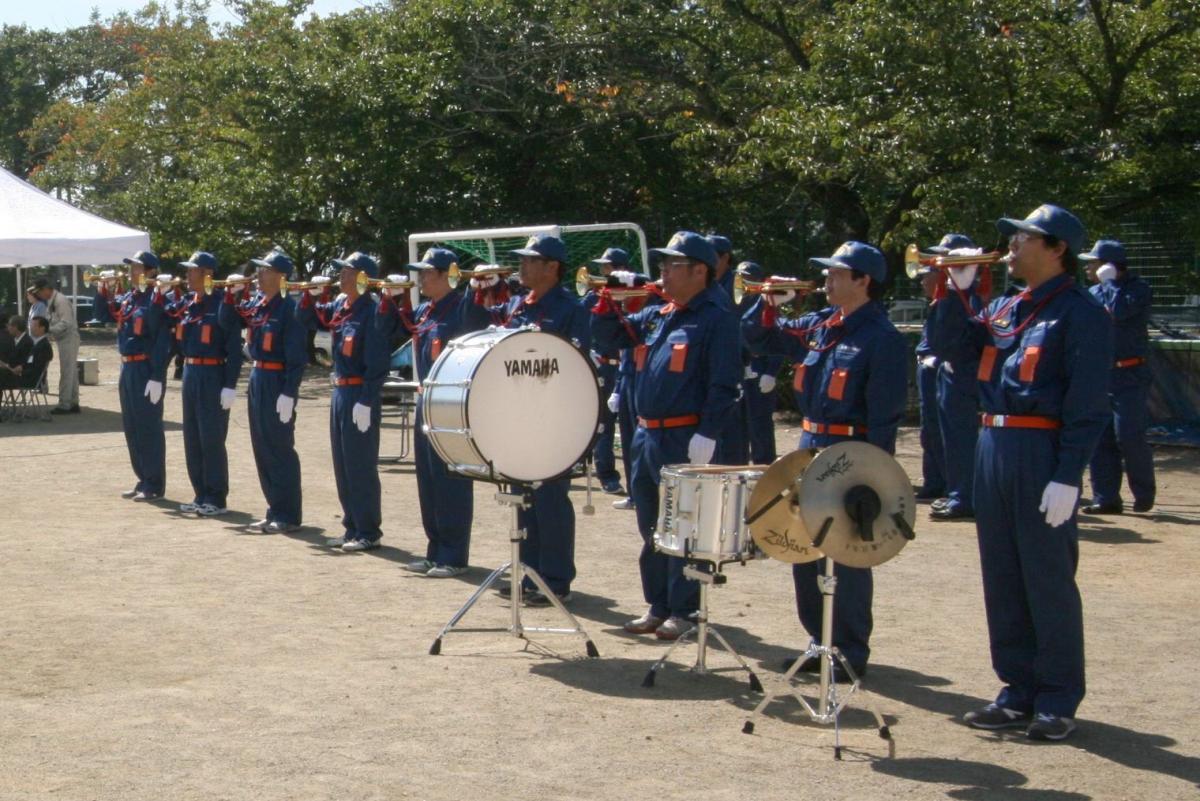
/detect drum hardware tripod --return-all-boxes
[642,561,763,693]
[429,485,599,658]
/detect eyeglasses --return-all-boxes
[1011,230,1043,243]
[661,257,696,270]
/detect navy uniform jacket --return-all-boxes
[166,289,244,389]
[930,289,985,389]
[929,272,1114,485]
[299,292,391,397]
[742,299,908,454]
[95,285,171,381]
[488,284,590,352]
[221,291,308,397]
[591,284,741,441]
[403,288,491,381]
[1090,273,1152,389]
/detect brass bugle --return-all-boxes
[904,243,1011,280]
[204,274,258,294]
[574,266,658,298]
[83,269,128,286]
[358,263,461,294]
[463,264,514,279]
[288,278,335,292]
[732,274,819,305]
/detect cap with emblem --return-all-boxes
[592,247,630,267]
[510,233,568,264]
[409,247,459,272]
[123,250,161,271]
[650,231,718,270]
[250,249,295,279]
[180,251,218,271]
[736,260,765,281]
[706,234,733,255]
[1078,239,1126,265]
[996,204,1086,255]
[928,233,976,255]
[331,251,379,278]
[810,241,887,284]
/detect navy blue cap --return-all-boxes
[928,233,977,255]
[250,249,295,279]
[592,247,630,267]
[180,251,218,270]
[810,241,887,284]
[510,234,568,264]
[997,204,1086,255]
[123,250,160,270]
[736,260,765,281]
[1079,239,1126,265]
[410,247,458,272]
[707,234,733,255]
[651,230,718,270]
[331,251,379,278]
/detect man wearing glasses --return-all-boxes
[930,204,1113,741]
[591,231,742,641]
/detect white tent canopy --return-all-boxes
[0,166,149,266]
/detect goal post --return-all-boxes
[407,222,650,276]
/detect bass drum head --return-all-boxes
[465,329,600,482]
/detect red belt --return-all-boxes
[121,354,149,363]
[981,414,1062,430]
[638,414,700,430]
[802,418,865,437]
[254,360,285,371]
[185,357,225,366]
[334,376,364,387]
[1115,357,1145,368]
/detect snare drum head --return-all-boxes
[464,329,600,482]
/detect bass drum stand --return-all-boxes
[642,561,763,692]
[429,484,599,658]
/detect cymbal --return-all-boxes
[796,441,916,569]
[748,448,822,564]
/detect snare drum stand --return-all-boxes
[642,561,763,693]
[429,486,599,658]
[741,557,893,759]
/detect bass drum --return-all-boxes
[422,327,601,483]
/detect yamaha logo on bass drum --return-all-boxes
[504,354,561,379]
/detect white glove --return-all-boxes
[687,433,717,465]
[759,374,777,394]
[226,272,247,288]
[606,392,620,413]
[609,270,638,287]
[385,274,408,297]
[220,387,237,410]
[920,355,939,369]
[469,274,500,290]
[352,402,372,433]
[1039,481,1080,528]
[308,275,332,296]
[144,379,163,405]
[943,361,955,375]
[949,265,978,290]
[1096,263,1118,283]
[156,273,174,284]
[276,394,295,424]
[765,289,796,307]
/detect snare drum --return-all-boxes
[422,327,601,483]
[653,465,763,563]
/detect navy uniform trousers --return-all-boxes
[975,427,1085,718]
[182,364,230,508]
[119,359,166,496]
[937,366,979,514]
[414,404,473,567]
[1089,375,1155,508]
[918,359,947,495]
[330,385,382,543]
[592,360,621,486]
[517,477,576,595]
[745,375,778,465]
[248,368,302,526]
[631,426,700,619]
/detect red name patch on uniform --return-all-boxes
[431,338,443,361]
[342,334,355,357]
[133,317,144,336]
[200,324,212,345]
[977,345,998,381]
[792,363,807,393]
[827,367,849,400]
[263,332,274,352]
[669,343,688,372]
[1019,346,1041,383]
[634,344,648,371]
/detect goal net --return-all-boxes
[407,222,650,276]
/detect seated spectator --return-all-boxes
[5,316,31,369]
[0,315,53,390]
[0,318,13,366]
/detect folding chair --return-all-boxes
[1,366,51,423]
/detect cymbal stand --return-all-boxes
[741,557,893,760]
[642,562,763,693]
[429,486,599,658]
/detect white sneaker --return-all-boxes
[122,488,140,499]
[265,521,300,534]
[179,502,200,514]
[246,518,271,533]
[325,535,348,548]
[341,539,380,552]
[404,559,435,574]
[612,497,635,510]
[196,504,229,517]
[132,491,160,502]
[426,565,467,578]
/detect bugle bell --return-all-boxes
[83,269,127,286]
[732,273,818,305]
[904,243,1010,280]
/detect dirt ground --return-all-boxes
[1,332,1197,801]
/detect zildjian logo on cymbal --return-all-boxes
[764,528,808,554]
[813,453,852,483]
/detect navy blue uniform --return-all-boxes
[96,284,171,496]
[167,290,244,508]
[743,298,907,668]
[1088,273,1155,509]
[593,285,742,619]
[485,284,590,595]
[382,288,489,567]
[222,290,308,526]
[582,291,622,488]
[299,291,391,544]
[712,269,749,464]
[916,317,947,496]
[930,272,1113,718]
[932,289,986,515]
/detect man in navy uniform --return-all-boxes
[742,242,907,678]
[735,261,784,465]
[476,233,590,605]
[168,251,244,517]
[94,251,171,501]
[586,247,632,496]
[706,233,749,465]
[221,250,308,533]
[592,231,741,641]
[384,247,490,577]
[1079,239,1155,514]
[914,251,948,501]
[299,252,391,552]
[931,204,1113,741]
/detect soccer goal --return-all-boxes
[407,222,650,274]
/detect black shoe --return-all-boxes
[1132,499,1154,513]
[601,480,626,496]
[524,590,571,607]
[964,703,1032,730]
[780,655,819,672]
[1081,502,1123,515]
[1026,713,1077,741]
[930,506,974,521]
[931,497,952,511]
[496,584,534,600]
